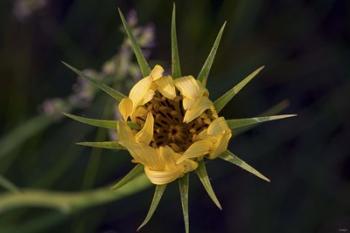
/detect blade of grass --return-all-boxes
[197,22,226,86]
[178,174,190,233]
[214,66,264,112]
[219,150,270,182]
[196,161,222,209]
[63,113,117,129]
[171,3,181,78]
[137,184,167,231]
[76,141,125,150]
[62,62,125,102]
[226,114,297,130]
[118,8,151,77]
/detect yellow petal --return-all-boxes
[207,117,230,135]
[135,112,154,145]
[129,76,153,107]
[118,97,133,121]
[182,97,194,110]
[150,64,164,81]
[177,139,211,164]
[155,76,176,99]
[183,96,213,123]
[174,76,201,99]
[144,166,182,185]
[140,89,155,105]
[208,133,231,159]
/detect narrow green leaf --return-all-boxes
[118,8,151,77]
[226,114,297,130]
[63,113,117,129]
[214,66,264,112]
[197,22,226,86]
[62,62,125,102]
[0,175,19,193]
[111,164,144,190]
[196,161,222,209]
[76,141,125,150]
[171,3,181,78]
[178,174,189,233]
[219,150,270,182]
[137,184,167,231]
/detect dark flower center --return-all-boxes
[133,92,216,152]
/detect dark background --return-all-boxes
[0,0,349,233]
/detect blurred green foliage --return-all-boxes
[0,0,349,233]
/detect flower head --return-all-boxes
[117,65,231,184]
[64,5,296,233]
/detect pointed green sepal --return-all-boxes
[197,22,226,86]
[118,8,151,77]
[137,184,167,231]
[111,164,144,190]
[76,141,125,150]
[0,175,19,193]
[62,62,125,102]
[63,113,117,129]
[214,66,264,112]
[178,174,190,233]
[196,161,222,210]
[171,3,182,78]
[226,114,297,130]
[219,150,270,182]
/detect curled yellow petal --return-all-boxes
[135,112,154,145]
[183,96,213,123]
[144,167,182,185]
[129,76,153,107]
[177,139,211,164]
[207,117,230,135]
[174,76,201,99]
[208,133,231,159]
[118,97,133,121]
[150,64,164,81]
[155,76,176,99]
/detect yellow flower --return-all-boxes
[63,6,296,233]
[118,65,232,185]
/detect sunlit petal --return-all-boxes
[118,97,133,121]
[129,76,153,107]
[155,76,176,99]
[150,64,164,81]
[135,112,154,145]
[183,96,213,123]
[177,139,211,163]
[174,76,201,99]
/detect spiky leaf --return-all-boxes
[171,3,181,78]
[62,62,125,102]
[197,22,226,86]
[118,8,151,77]
[76,141,125,150]
[219,150,270,182]
[138,184,167,230]
[214,66,264,112]
[226,114,297,130]
[64,113,117,129]
[178,174,189,233]
[111,164,144,190]
[196,161,222,209]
